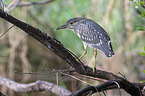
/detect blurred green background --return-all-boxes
[0,0,145,95]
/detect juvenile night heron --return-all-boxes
[55,17,115,69]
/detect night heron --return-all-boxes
[55,17,115,69]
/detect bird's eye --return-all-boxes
[70,22,73,25]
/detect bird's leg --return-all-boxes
[75,49,86,63]
[75,45,87,63]
[79,45,87,59]
[79,49,87,59]
[94,49,97,71]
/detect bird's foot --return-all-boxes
[93,67,96,73]
[76,58,81,62]
[93,62,97,72]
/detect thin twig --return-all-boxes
[43,75,67,96]
[73,73,105,82]
[6,0,20,13]
[0,25,14,38]
[117,72,127,80]
[0,0,5,11]
[59,71,94,86]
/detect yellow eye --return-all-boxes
[70,22,73,25]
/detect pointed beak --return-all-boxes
[54,24,67,31]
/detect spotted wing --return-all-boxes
[78,19,115,57]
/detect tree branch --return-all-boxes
[0,92,5,96]
[73,80,144,96]
[0,9,144,95]
[73,80,119,96]
[17,0,55,7]
[0,76,72,95]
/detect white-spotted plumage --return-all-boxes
[56,17,115,57]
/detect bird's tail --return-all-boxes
[91,41,115,57]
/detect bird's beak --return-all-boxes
[55,24,67,31]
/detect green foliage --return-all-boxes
[133,1,145,56]
[140,70,145,83]
[133,0,144,8]
[133,0,140,8]
[133,0,145,20]
[140,46,145,56]
[143,70,145,73]
[141,11,145,17]
[134,1,145,84]
[140,52,145,56]
[136,26,145,31]
[140,80,145,83]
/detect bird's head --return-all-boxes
[55,17,85,31]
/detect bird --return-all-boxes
[55,17,115,69]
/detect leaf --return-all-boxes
[140,81,145,83]
[143,70,145,74]
[144,46,145,51]
[133,0,139,8]
[142,11,145,17]
[135,4,139,8]
[136,26,145,31]
[139,15,142,19]
[140,1,144,5]
[140,52,145,56]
